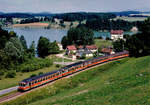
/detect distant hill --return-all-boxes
[0,12,53,18]
[31,12,54,17]
[0,13,33,18]
[110,11,141,16]
[0,12,4,15]
[0,11,149,18]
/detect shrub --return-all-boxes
[80,54,86,59]
[106,37,111,40]
[56,64,61,68]
[5,71,16,78]
[0,70,4,76]
[30,74,37,78]
[19,58,53,73]
[38,72,43,75]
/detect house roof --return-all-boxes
[86,45,97,50]
[78,45,84,49]
[67,45,77,50]
[111,30,124,35]
[101,48,113,53]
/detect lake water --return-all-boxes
[4,27,135,47]
[4,28,67,47]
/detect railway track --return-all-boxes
[0,57,127,104]
[0,92,22,103]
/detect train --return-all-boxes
[18,51,129,91]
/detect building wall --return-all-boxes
[111,34,123,41]
[86,53,93,57]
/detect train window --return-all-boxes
[22,84,26,87]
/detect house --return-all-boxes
[101,48,115,55]
[66,45,77,55]
[85,45,98,53]
[131,27,138,32]
[111,30,124,41]
[76,50,93,58]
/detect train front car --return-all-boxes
[18,81,29,92]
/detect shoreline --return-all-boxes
[3,23,69,30]
[12,22,49,28]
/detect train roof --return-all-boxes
[64,61,83,68]
[21,69,61,83]
[21,61,83,83]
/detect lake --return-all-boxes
[4,27,135,47]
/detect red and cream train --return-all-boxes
[18,51,129,91]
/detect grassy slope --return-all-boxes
[2,55,150,105]
[95,39,112,48]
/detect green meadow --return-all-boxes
[2,55,150,105]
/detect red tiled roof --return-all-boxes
[78,45,83,49]
[67,45,77,50]
[111,30,124,35]
[86,45,97,50]
[101,48,112,53]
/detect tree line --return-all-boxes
[85,18,143,31]
[113,18,150,57]
[54,12,116,22]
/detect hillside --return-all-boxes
[2,55,150,105]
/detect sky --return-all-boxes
[0,0,150,13]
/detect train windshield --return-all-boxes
[19,82,26,87]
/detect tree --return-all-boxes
[0,27,10,49]
[27,41,35,57]
[20,35,27,50]
[113,39,125,52]
[37,37,50,58]
[61,36,68,49]
[4,37,24,60]
[49,41,60,54]
[127,35,144,57]
[106,37,111,40]
[61,27,94,48]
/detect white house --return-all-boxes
[111,30,124,41]
[131,27,138,32]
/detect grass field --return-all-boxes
[95,39,112,48]
[2,55,150,105]
[114,16,147,22]
[49,55,72,62]
[0,65,57,90]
